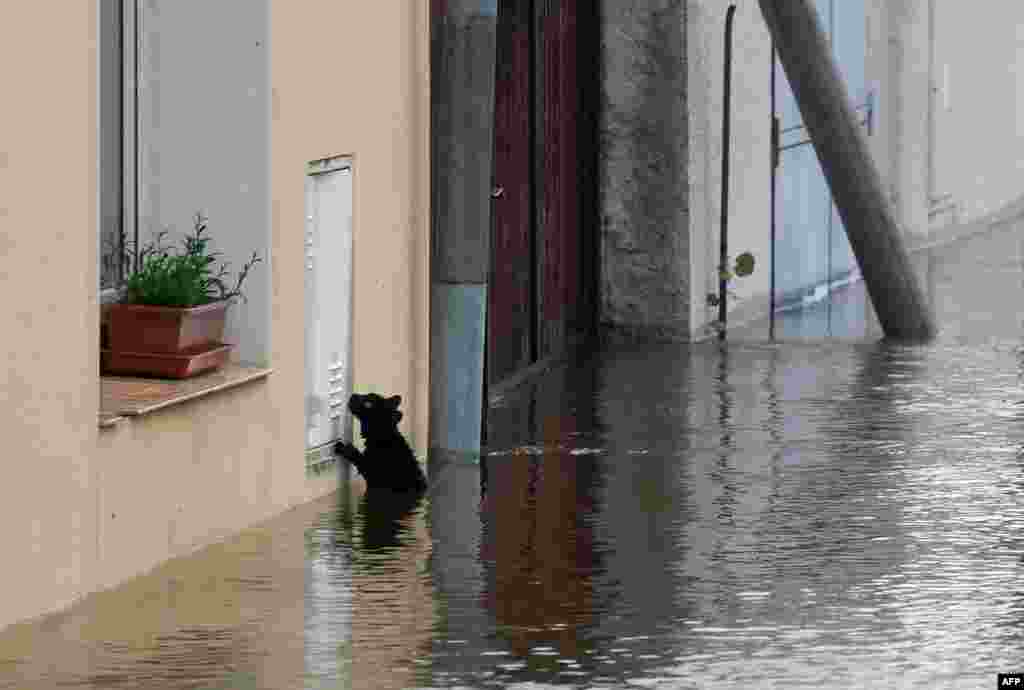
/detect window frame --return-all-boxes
[99,0,138,303]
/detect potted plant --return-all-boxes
[103,212,262,378]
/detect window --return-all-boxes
[99,0,137,295]
[97,1,274,426]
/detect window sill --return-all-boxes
[99,363,272,428]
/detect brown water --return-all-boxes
[2,224,1023,688]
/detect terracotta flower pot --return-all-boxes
[107,300,230,355]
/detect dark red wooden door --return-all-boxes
[488,0,534,384]
[488,0,594,386]
[538,0,580,358]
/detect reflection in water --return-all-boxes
[480,414,602,674]
[2,224,1024,688]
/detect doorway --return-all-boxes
[771,0,871,333]
[487,0,598,386]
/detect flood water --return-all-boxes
[3,223,1024,688]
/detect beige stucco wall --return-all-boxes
[0,0,103,635]
[271,0,431,457]
[0,0,430,633]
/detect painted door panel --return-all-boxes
[776,142,831,303]
[774,0,867,315]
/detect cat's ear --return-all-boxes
[387,395,402,408]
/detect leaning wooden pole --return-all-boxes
[758,0,937,340]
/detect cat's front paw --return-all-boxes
[334,441,359,461]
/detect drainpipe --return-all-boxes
[769,37,778,340]
[429,0,499,463]
[718,5,736,341]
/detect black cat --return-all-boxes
[334,393,427,492]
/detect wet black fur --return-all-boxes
[357,489,423,551]
[334,393,427,492]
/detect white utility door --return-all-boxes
[305,158,354,452]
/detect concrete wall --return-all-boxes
[864,0,893,223]
[686,0,772,337]
[870,0,1024,236]
[603,0,1024,340]
[688,0,1024,334]
[689,0,1024,334]
[598,0,771,341]
[927,1,1024,226]
[0,0,430,632]
[599,0,690,341]
[867,0,929,238]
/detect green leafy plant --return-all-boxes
[704,250,756,336]
[124,212,262,308]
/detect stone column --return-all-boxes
[758,0,937,340]
[599,0,690,342]
[429,0,498,459]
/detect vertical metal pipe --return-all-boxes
[718,5,736,341]
[769,38,777,340]
[826,0,834,334]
